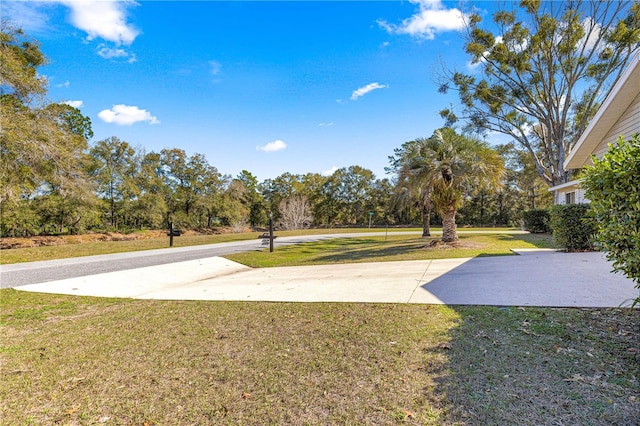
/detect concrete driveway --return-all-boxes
[15,250,638,308]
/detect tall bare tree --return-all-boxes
[278,195,313,230]
[439,0,640,187]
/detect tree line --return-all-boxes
[4,0,636,238]
[1,129,552,237]
[1,22,554,238]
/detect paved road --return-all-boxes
[1,230,527,288]
[1,231,435,288]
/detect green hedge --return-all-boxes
[549,204,595,252]
[523,209,551,233]
[582,134,640,300]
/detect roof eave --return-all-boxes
[564,53,640,170]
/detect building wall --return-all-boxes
[593,91,640,160]
[551,184,588,205]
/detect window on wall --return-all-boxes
[565,191,575,204]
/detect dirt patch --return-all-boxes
[0,231,165,250]
[0,227,252,250]
[425,240,485,249]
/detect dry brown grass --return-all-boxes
[1,290,637,425]
[0,230,215,250]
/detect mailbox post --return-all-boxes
[269,212,274,253]
[258,212,276,252]
[168,222,182,247]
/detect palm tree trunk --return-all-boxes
[421,201,431,237]
[441,205,458,242]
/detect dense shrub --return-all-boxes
[582,134,640,304]
[549,204,595,252]
[523,209,551,233]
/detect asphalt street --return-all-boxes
[1,231,432,288]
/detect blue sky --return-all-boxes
[5,0,503,181]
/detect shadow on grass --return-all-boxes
[434,306,640,425]
[1,291,637,424]
[495,232,557,248]
[313,240,428,263]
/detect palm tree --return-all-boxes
[392,174,432,236]
[392,146,433,237]
[404,128,505,243]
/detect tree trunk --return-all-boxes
[441,205,458,243]
[421,202,431,237]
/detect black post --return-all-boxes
[269,212,274,253]
[169,221,174,247]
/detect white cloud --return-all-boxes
[513,122,535,137]
[98,104,159,126]
[60,0,140,45]
[56,80,71,88]
[466,60,481,72]
[63,100,84,108]
[1,2,53,34]
[321,166,339,176]
[257,140,287,153]
[351,82,388,100]
[580,17,603,54]
[97,45,137,63]
[378,0,466,40]
[209,61,223,83]
[209,61,222,76]
[318,122,334,127]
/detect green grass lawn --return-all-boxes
[0,227,415,264]
[2,229,637,424]
[226,233,558,267]
[1,290,637,425]
[0,227,519,264]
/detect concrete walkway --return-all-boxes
[15,250,639,308]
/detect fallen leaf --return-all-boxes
[563,374,585,382]
[437,342,451,350]
[66,407,79,415]
[401,409,415,419]
[242,392,251,399]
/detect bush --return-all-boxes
[549,204,595,252]
[523,209,551,233]
[582,134,640,304]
